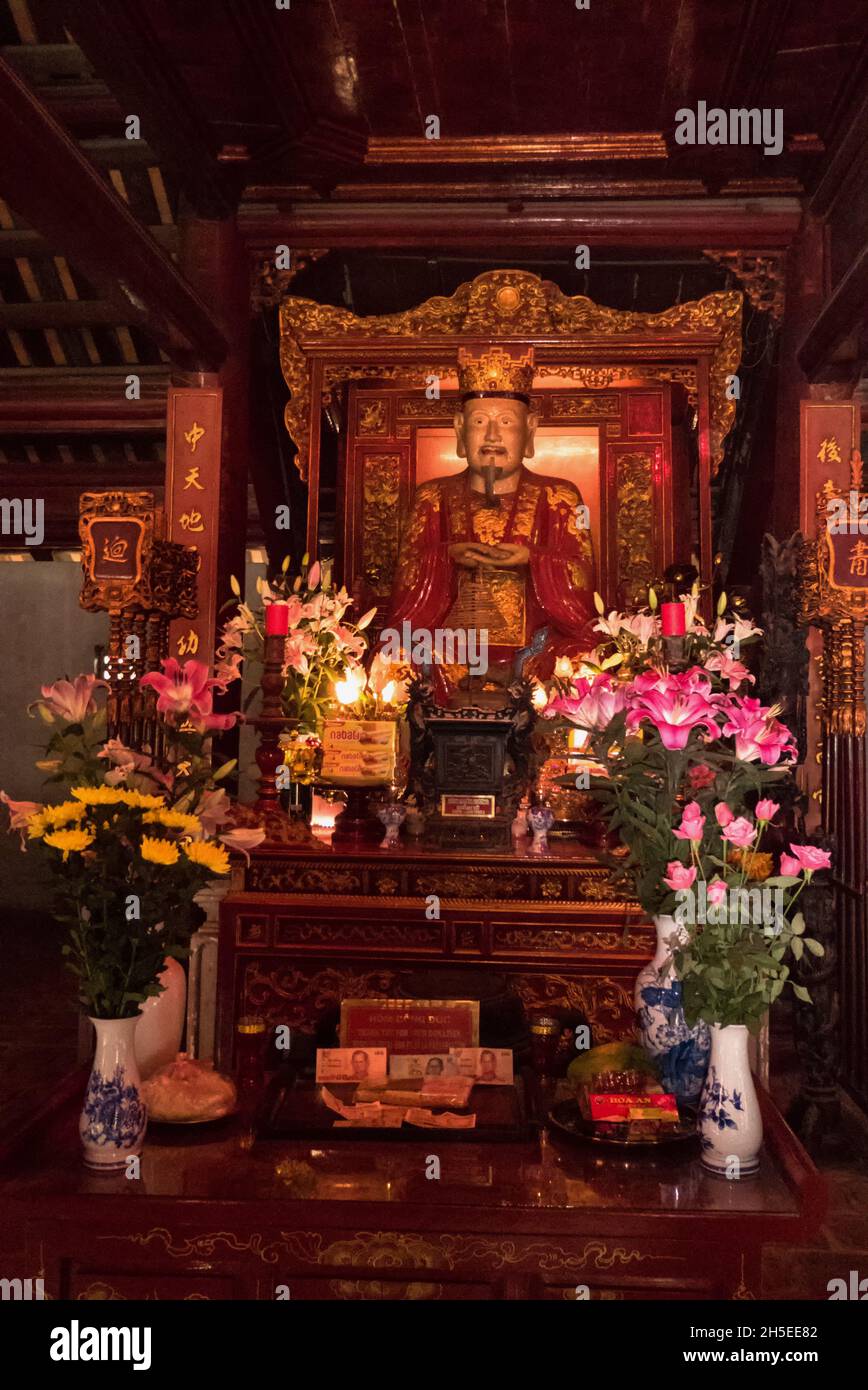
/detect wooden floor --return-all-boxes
[1,841,866,1301]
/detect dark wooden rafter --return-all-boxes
[224,0,367,174]
[797,242,868,381]
[56,0,237,217]
[810,38,868,217]
[0,53,227,370]
[0,226,178,257]
[719,0,794,108]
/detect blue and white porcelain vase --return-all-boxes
[80,1016,147,1170]
[634,914,710,1107]
[698,1024,762,1178]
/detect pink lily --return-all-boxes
[219,827,267,865]
[548,674,627,731]
[1,791,43,848]
[30,674,108,724]
[721,696,797,766]
[140,659,239,733]
[626,670,721,750]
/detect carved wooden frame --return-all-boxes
[279,270,742,591]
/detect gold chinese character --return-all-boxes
[176,628,199,656]
[183,466,204,491]
[184,421,205,453]
[817,436,842,465]
[179,510,204,533]
[176,760,192,777]
[849,539,868,577]
[179,719,196,733]
[101,535,128,564]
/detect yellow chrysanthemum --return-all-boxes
[71,786,166,811]
[26,812,46,839]
[140,835,180,866]
[183,840,231,876]
[71,786,132,806]
[41,800,88,828]
[43,828,95,860]
[142,809,201,835]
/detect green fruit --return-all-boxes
[567,1042,659,1084]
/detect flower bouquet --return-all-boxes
[2,667,261,1165]
[541,588,828,1170]
[217,555,377,732]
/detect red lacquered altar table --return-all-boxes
[0,1075,826,1301]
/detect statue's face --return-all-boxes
[454,396,537,480]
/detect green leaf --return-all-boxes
[803,938,825,957]
[791,912,806,935]
[792,983,812,1003]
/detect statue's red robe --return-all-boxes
[386,467,598,697]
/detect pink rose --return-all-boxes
[715,802,734,828]
[754,799,780,823]
[663,861,697,892]
[788,844,832,874]
[706,878,728,906]
[779,853,802,878]
[721,817,757,849]
[687,763,716,791]
[673,800,706,843]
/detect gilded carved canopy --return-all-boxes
[278,269,743,483]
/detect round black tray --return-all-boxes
[547,1098,699,1151]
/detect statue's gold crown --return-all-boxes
[457,345,534,401]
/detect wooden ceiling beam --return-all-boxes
[0,53,226,368]
[58,0,236,218]
[0,226,178,257]
[0,367,167,432]
[239,196,803,251]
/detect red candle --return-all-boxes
[265,602,290,636]
[661,601,686,636]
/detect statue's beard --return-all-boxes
[471,448,519,506]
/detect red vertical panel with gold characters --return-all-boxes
[799,400,859,826]
[165,387,223,671]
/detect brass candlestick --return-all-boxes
[253,632,289,813]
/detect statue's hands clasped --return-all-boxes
[448,541,530,569]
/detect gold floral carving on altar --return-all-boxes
[362,453,402,597]
[510,974,635,1042]
[358,398,388,435]
[279,270,741,481]
[616,452,656,605]
[102,1226,674,1282]
[549,394,620,419]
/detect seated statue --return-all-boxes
[385,345,598,706]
